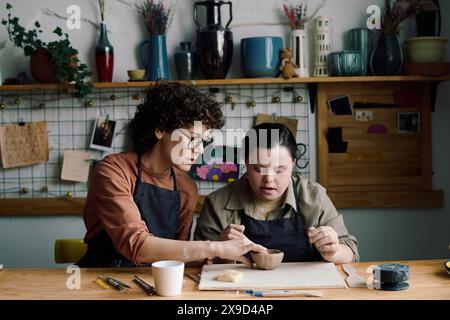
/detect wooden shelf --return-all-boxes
[0,198,86,216]
[0,196,206,216]
[329,190,443,208]
[1,75,450,91]
[317,81,443,208]
[0,189,443,215]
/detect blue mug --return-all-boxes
[241,36,283,78]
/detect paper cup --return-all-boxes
[152,260,185,297]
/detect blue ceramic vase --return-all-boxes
[348,28,376,76]
[174,42,197,80]
[241,36,283,78]
[370,35,403,76]
[139,35,169,81]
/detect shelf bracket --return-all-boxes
[307,83,317,114]
[430,81,441,112]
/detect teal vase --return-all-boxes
[348,28,376,76]
[139,35,169,81]
[174,42,197,80]
[370,34,403,76]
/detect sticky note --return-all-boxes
[61,150,91,182]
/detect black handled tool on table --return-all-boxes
[99,275,131,292]
[133,275,157,296]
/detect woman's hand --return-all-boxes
[216,236,267,267]
[220,224,246,241]
[307,226,340,262]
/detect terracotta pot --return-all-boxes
[29,48,58,83]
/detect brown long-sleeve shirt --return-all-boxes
[83,151,198,264]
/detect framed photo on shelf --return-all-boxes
[327,95,353,116]
[397,112,420,134]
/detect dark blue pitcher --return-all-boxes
[139,35,169,81]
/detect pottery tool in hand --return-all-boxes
[248,290,323,298]
[342,264,366,288]
[133,275,156,296]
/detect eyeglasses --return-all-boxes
[178,130,214,150]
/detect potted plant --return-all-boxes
[370,0,438,76]
[406,0,447,70]
[136,0,174,81]
[1,3,93,97]
[415,0,440,37]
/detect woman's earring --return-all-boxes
[154,129,164,140]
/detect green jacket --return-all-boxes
[194,173,360,262]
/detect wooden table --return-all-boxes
[0,260,448,300]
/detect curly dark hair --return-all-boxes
[130,82,225,154]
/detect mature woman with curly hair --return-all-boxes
[78,82,266,267]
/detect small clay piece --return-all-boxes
[216,269,244,282]
[251,249,284,270]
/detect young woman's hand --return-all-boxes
[307,226,340,261]
[217,237,267,267]
[220,224,246,241]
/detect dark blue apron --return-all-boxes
[241,177,322,262]
[78,156,180,267]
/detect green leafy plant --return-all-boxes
[1,3,93,97]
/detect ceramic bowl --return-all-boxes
[127,69,146,80]
[328,50,364,76]
[251,249,284,270]
[406,37,448,63]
